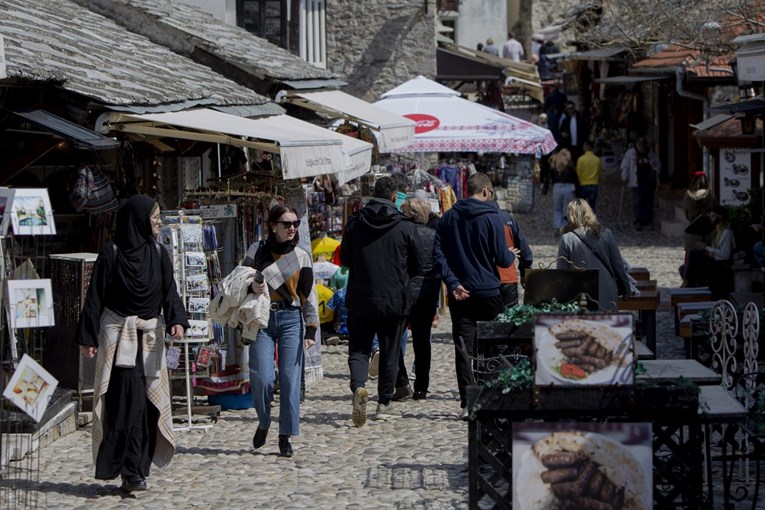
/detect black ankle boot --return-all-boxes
[252,426,269,449]
[278,434,293,458]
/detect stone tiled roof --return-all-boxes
[632,44,734,79]
[0,0,270,108]
[80,0,336,83]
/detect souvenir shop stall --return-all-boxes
[0,188,65,505]
[374,76,557,214]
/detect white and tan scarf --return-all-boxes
[91,308,175,469]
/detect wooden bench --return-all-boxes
[635,340,655,360]
[628,267,650,281]
[668,287,712,307]
[634,279,657,291]
[675,301,716,358]
[619,289,660,353]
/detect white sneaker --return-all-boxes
[352,387,369,427]
[373,402,401,420]
[368,350,380,378]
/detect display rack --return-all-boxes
[159,212,218,432]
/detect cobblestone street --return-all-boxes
[33,181,727,509]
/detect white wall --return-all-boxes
[174,0,238,26]
[454,0,507,50]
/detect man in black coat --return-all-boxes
[340,177,423,426]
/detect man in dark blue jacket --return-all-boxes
[433,172,517,419]
[340,177,423,427]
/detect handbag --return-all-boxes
[571,231,628,296]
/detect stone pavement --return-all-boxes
[33,182,723,508]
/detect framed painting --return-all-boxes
[10,188,56,235]
[0,188,16,235]
[3,354,59,422]
[6,279,55,329]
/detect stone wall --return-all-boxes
[326,0,436,102]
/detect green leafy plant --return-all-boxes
[484,357,533,394]
[495,300,581,325]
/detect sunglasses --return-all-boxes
[276,220,301,229]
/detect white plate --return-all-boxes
[515,432,650,510]
[535,321,633,386]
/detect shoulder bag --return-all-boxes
[570,231,628,296]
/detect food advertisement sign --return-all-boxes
[513,422,652,510]
[534,314,634,386]
[719,149,752,206]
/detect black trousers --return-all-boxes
[348,312,406,406]
[448,294,505,408]
[396,291,439,393]
[499,283,519,308]
[95,337,158,481]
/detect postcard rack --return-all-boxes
[159,213,218,431]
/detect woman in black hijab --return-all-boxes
[77,195,188,493]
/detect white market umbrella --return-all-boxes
[374,76,557,155]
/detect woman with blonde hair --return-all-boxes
[549,148,578,233]
[557,199,631,311]
[393,198,441,401]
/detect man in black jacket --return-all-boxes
[340,177,423,426]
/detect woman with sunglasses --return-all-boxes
[241,205,318,457]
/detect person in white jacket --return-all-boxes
[620,137,661,230]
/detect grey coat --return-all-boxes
[556,227,630,311]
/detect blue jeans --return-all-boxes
[578,185,598,211]
[249,307,303,436]
[553,183,576,229]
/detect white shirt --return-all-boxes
[502,39,524,61]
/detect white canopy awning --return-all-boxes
[99,108,371,183]
[283,90,415,152]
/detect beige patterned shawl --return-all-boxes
[91,308,175,469]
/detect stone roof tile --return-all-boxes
[82,0,336,82]
[0,0,270,108]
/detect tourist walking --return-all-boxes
[558,101,587,161]
[497,207,533,307]
[393,198,441,401]
[557,199,631,311]
[241,204,319,458]
[575,141,601,210]
[340,177,423,426]
[621,137,661,230]
[433,172,517,419]
[77,195,188,493]
[549,149,578,232]
[501,32,524,61]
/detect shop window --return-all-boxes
[238,0,287,48]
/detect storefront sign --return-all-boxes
[719,149,752,206]
[197,204,237,219]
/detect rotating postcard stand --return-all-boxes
[161,219,215,433]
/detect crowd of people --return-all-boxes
[71,34,763,495]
